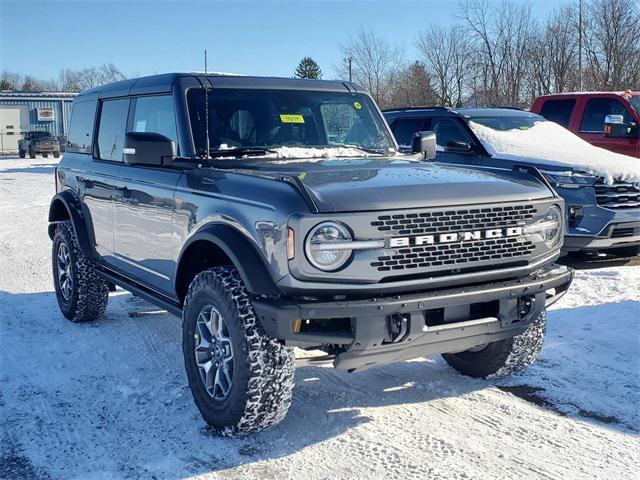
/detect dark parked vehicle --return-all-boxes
[384,107,640,256]
[18,131,61,158]
[49,74,572,435]
[531,91,640,158]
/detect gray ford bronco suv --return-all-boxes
[48,73,573,435]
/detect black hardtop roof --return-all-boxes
[76,72,360,100]
[384,106,542,119]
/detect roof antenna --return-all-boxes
[204,49,210,158]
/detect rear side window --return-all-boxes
[96,98,130,161]
[67,101,97,154]
[539,99,575,128]
[581,98,633,133]
[391,118,426,148]
[130,95,178,150]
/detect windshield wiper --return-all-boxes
[208,147,277,158]
[340,144,393,155]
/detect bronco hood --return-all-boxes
[248,159,553,213]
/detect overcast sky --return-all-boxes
[1,0,562,80]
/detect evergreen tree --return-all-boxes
[294,57,322,79]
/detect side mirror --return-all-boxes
[411,130,437,160]
[123,132,176,166]
[604,114,634,138]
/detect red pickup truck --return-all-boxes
[531,91,640,158]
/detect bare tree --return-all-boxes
[416,25,470,107]
[583,0,640,90]
[529,4,579,98]
[458,0,538,107]
[339,28,405,108]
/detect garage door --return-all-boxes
[0,105,29,153]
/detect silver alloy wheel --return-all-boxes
[194,305,234,400]
[56,242,73,301]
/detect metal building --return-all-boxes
[0,91,77,153]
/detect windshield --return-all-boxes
[466,115,543,131]
[187,88,395,158]
[630,96,640,117]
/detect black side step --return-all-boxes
[97,269,183,317]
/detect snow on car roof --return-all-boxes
[468,120,640,184]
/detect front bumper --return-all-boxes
[564,221,640,252]
[253,263,573,371]
[32,144,59,153]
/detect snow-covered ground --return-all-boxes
[1,156,639,480]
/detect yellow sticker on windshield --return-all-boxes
[354,101,362,110]
[280,114,305,124]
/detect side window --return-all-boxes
[539,99,575,128]
[391,118,426,148]
[96,98,130,161]
[131,95,178,150]
[67,100,97,154]
[581,98,633,133]
[431,118,471,149]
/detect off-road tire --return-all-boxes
[182,266,295,436]
[29,151,36,159]
[19,150,26,158]
[442,311,546,379]
[52,221,109,322]
[53,151,60,158]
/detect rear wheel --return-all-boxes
[52,221,109,322]
[53,151,60,158]
[182,266,295,436]
[442,312,546,379]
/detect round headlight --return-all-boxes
[525,205,562,248]
[304,222,353,271]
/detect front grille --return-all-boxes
[595,181,640,209]
[370,205,537,272]
[371,205,536,235]
[611,225,640,238]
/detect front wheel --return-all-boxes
[182,267,295,436]
[442,312,546,379]
[52,221,109,322]
[29,151,36,159]
[53,151,60,158]
[19,150,26,158]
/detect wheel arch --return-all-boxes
[175,224,281,302]
[48,191,96,259]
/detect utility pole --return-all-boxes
[347,56,353,82]
[578,0,583,91]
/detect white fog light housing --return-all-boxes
[305,222,353,271]
[524,205,563,248]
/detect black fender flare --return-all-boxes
[48,191,96,259]
[176,223,281,298]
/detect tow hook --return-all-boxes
[518,296,535,321]
[384,314,410,343]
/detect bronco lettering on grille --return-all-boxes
[388,227,524,248]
